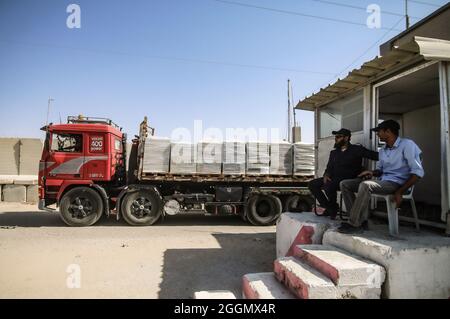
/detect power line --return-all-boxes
[0,39,336,76]
[212,0,403,31]
[311,16,405,95]
[311,0,421,20]
[407,0,442,7]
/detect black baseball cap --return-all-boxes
[371,120,400,132]
[332,128,351,137]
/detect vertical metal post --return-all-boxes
[405,0,410,29]
[46,97,54,125]
[439,62,450,233]
[287,80,292,142]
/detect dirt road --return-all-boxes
[0,203,276,299]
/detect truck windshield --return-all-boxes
[51,133,83,153]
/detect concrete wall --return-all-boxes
[0,138,42,203]
[0,138,42,176]
[0,138,20,175]
[19,138,43,175]
[403,105,441,205]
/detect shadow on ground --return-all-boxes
[158,232,276,299]
[0,210,251,228]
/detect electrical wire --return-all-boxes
[212,0,403,31]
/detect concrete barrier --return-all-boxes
[323,227,450,299]
[26,185,39,203]
[19,139,42,175]
[2,184,26,202]
[276,213,339,258]
[0,138,20,175]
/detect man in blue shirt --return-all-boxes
[337,120,424,234]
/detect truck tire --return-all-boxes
[121,189,162,226]
[59,187,104,227]
[246,194,282,226]
[283,195,313,213]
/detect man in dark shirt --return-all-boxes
[308,128,378,219]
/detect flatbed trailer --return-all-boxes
[38,116,314,227]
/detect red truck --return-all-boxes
[38,116,314,226]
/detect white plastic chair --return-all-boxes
[371,186,420,236]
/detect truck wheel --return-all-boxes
[246,194,282,226]
[121,189,162,226]
[283,195,312,213]
[59,187,104,227]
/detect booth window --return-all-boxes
[319,90,364,138]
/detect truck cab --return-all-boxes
[38,116,126,225]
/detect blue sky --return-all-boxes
[0,0,446,142]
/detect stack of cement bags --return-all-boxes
[170,142,197,174]
[293,142,315,176]
[246,141,270,175]
[197,141,223,175]
[222,141,246,175]
[270,142,293,175]
[142,137,171,173]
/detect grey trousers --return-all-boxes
[339,178,400,227]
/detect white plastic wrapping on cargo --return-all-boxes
[293,142,315,176]
[170,142,197,174]
[246,142,270,175]
[270,142,293,175]
[142,137,171,173]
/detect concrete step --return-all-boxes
[242,272,296,299]
[274,257,337,299]
[293,244,385,287]
[323,228,450,299]
[276,213,339,258]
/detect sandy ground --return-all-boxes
[0,202,276,299]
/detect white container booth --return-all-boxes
[296,36,450,235]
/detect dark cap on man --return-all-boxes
[370,120,400,133]
[332,128,351,137]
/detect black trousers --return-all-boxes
[308,178,340,211]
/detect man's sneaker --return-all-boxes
[337,222,363,234]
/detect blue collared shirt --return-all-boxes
[376,137,424,185]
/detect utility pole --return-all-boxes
[46,97,54,125]
[287,80,292,142]
[405,0,410,29]
[291,81,297,128]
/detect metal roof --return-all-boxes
[296,36,450,111]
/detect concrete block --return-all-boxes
[242,273,296,299]
[274,257,337,299]
[323,227,450,299]
[0,176,15,184]
[26,185,39,203]
[276,212,339,258]
[2,184,26,202]
[194,291,236,299]
[19,138,42,175]
[13,175,38,185]
[294,244,385,287]
[0,138,20,175]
